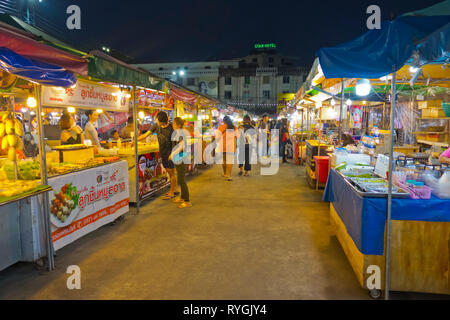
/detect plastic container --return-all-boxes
[442,102,450,117]
[314,156,330,184]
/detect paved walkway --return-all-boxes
[0,162,438,300]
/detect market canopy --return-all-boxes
[316,14,450,79]
[0,20,88,76]
[88,55,163,90]
[0,47,77,87]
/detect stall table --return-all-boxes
[323,168,450,296]
[0,186,52,271]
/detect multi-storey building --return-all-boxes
[134,46,307,113]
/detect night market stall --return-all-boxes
[0,22,89,270]
[315,5,450,298]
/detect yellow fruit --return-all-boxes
[0,123,5,137]
[8,147,16,161]
[1,137,8,150]
[5,120,14,135]
[14,120,23,137]
[2,113,10,122]
[7,134,16,148]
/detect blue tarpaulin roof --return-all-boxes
[316,15,450,79]
[0,47,77,87]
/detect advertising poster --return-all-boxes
[48,161,129,250]
[137,89,167,108]
[351,105,362,129]
[138,152,169,199]
[42,79,130,112]
[277,93,295,113]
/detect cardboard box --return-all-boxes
[418,100,442,109]
[422,108,446,118]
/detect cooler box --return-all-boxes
[314,156,330,184]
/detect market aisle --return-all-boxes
[0,162,369,299]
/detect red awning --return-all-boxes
[169,84,199,105]
[0,26,88,76]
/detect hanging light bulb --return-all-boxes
[138,111,145,119]
[27,97,37,108]
[409,66,419,73]
[330,98,335,106]
[346,99,352,106]
[355,79,371,96]
[67,107,76,113]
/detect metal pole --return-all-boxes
[339,79,345,146]
[132,86,140,214]
[36,84,55,271]
[385,71,397,300]
[316,106,323,191]
[300,108,304,165]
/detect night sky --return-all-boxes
[34,0,444,66]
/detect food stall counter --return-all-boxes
[323,168,450,295]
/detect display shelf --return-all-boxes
[418,117,450,120]
[412,132,448,134]
[416,140,449,147]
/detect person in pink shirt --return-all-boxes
[439,147,450,165]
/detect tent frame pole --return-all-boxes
[36,84,55,271]
[338,79,345,145]
[300,108,304,165]
[385,72,397,300]
[132,86,140,214]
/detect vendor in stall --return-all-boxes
[60,113,84,145]
[438,147,450,165]
[84,110,101,147]
[121,117,135,139]
[342,133,356,147]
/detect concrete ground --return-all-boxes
[0,162,447,299]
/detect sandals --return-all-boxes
[178,202,192,208]
[162,194,176,200]
[172,197,184,203]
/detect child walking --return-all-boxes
[169,117,192,208]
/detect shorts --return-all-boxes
[161,154,175,169]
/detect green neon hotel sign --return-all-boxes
[254,43,276,49]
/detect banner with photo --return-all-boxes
[48,161,129,250]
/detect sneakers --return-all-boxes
[178,202,192,208]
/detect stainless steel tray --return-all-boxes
[336,170,410,198]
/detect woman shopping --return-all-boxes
[218,115,239,181]
[169,117,192,208]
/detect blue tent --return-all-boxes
[317,14,449,79]
[0,47,77,87]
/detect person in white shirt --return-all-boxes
[84,110,101,147]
